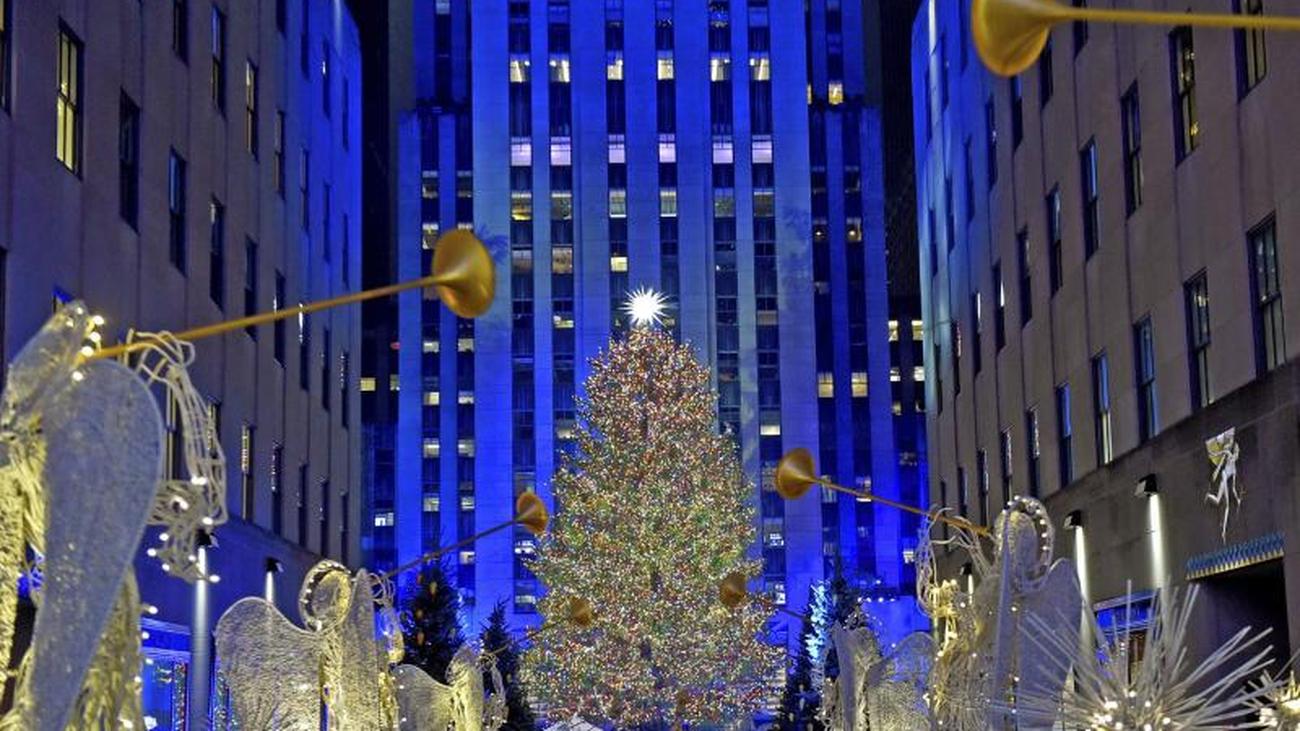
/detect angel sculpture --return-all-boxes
[393,644,508,731]
[818,610,932,731]
[0,302,226,731]
[919,497,1082,730]
[215,560,398,730]
[1206,427,1242,540]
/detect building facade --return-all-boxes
[0,0,361,726]
[914,0,1300,660]
[362,0,928,641]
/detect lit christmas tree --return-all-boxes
[523,310,781,728]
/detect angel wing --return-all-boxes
[215,596,326,730]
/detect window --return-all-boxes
[963,139,975,223]
[1235,0,1267,94]
[56,25,83,173]
[299,0,310,76]
[271,443,283,535]
[273,272,286,365]
[209,199,225,308]
[274,111,286,195]
[276,0,286,33]
[1080,140,1099,258]
[169,150,188,272]
[298,310,311,390]
[342,78,350,149]
[299,148,310,229]
[210,5,225,112]
[321,328,331,410]
[957,468,969,519]
[985,98,998,187]
[321,41,331,116]
[1072,0,1088,53]
[1047,189,1062,294]
[240,424,255,519]
[244,61,258,156]
[1134,316,1159,443]
[976,449,990,525]
[1025,408,1041,497]
[1038,38,1053,107]
[297,464,308,547]
[0,0,9,110]
[951,322,961,395]
[939,480,950,539]
[173,0,188,61]
[119,93,141,227]
[971,292,983,374]
[244,238,258,338]
[1249,216,1285,373]
[340,350,350,428]
[319,480,330,555]
[1184,272,1211,410]
[1170,27,1198,161]
[999,429,1013,506]
[1009,76,1023,148]
[993,262,1006,349]
[1121,84,1143,215]
[944,177,955,252]
[1056,384,1072,487]
[1092,353,1113,465]
[1018,229,1032,324]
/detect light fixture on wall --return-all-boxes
[1134,473,1159,498]
[1064,509,1084,530]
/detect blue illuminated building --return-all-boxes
[361,0,928,642]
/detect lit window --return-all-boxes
[851,372,868,397]
[423,495,440,512]
[457,439,475,457]
[828,81,844,105]
[553,314,575,329]
[658,135,676,162]
[889,367,902,382]
[888,320,900,342]
[912,320,925,341]
[712,137,734,164]
[609,189,627,218]
[760,421,781,437]
[749,55,770,80]
[846,218,862,241]
[511,139,532,166]
[713,194,735,218]
[552,247,573,274]
[422,223,439,250]
[422,438,440,458]
[752,136,773,164]
[892,401,903,415]
[608,136,626,163]
[422,339,439,353]
[548,55,570,82]
[913,366,926,382]
[753,190,775,218]
[660,189,678,217]
[459,550,475,565]
[56,26,84,172]
[359,377,376,392]
[422,171,438,199]
[710,54,730,81]
[457,337,475,352]
[509,56,530,83]
[610,255,628,272]
[511,191,533,221]
[423,391,440,406]
[765,531,784,548]
[374,512,395,527]
[458,391,475,405]
[657,53,674,79]
[460,495,475,511]
[389,375,400,391]
[817,372,834,398]
[550,138,572,167]
[606,53,623,80]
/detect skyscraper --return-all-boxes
[362,0,927,641]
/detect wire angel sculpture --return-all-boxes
[1249,665,1300,728]
[215,560,400,731]
[0,302,226,730]
[818,609,932,731]
[1015,584,1280,729]
[393,644,508,731]
[917,497,1083,729]
[1206,427,1243,541]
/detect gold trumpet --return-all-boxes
[775,448,991,537]
[973,0,1300,76]
[91,229,495,361]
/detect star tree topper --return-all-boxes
[622,287,669,328]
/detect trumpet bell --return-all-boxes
[774,448,818,501]
[566,597,595,629]
[515,492,549,537]
[972,0,1062,77]
[429,230,496,319]
[718,571,748,610]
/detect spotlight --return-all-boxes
[1064,510,1084,530]
[265,557,285,574]
[1134,474,1159,498]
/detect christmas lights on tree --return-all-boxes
[523,321,781,728]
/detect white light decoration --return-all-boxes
[622,287,669,328]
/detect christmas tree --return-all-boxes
[400,560,465,682]
[777,604,824,731]
[480,601,538,731]
[523,325,781,728]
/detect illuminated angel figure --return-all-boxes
[819,610,932,731]
[393,644,507,731]
[1206,427,1242,540]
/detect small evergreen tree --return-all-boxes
[480,601,538,731]
[777,604,824,731]
[400,560,464,682]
